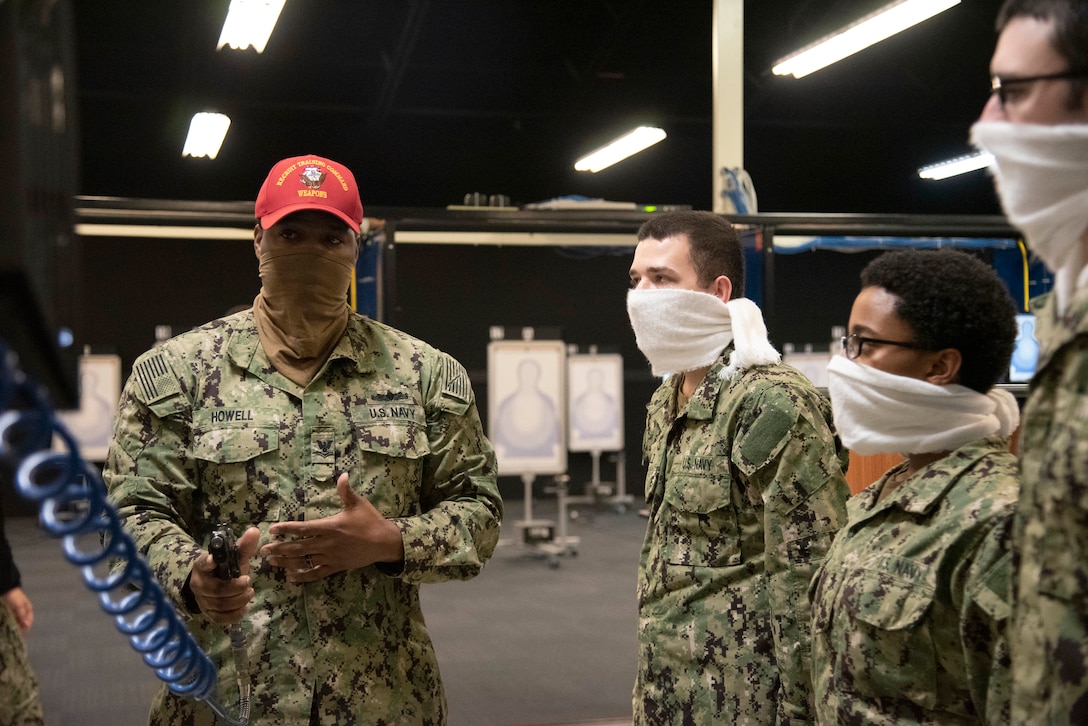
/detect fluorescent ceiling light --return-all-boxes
[182,113,231,159]
[217,0,286,53]
[575,126,667,173]
[75,224,253,240]
[772,0,960,79]
[918,152,993,180]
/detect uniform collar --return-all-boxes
[226,311,371,385]
[854,436,1008,517]
[669,346,733,421]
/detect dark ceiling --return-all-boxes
[71,0,1009,216]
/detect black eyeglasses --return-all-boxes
[841,334,929,360]
[990,70,1088,107]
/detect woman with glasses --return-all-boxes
[810,249,1021,724]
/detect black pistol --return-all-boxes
[209,524,241,580]
[208,523,253,721]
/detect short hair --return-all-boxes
[860,249,1018,393]
[997,0,1088,110]
[636,210,745,298]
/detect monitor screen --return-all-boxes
[1009,313,1039,383]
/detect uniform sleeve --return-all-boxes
[391,353,502,584]
[961,512,1014,725]
[733,384,851,724]
[103,349,205,616]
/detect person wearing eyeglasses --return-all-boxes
[970,2,1088,723]
[811,249,1021,724]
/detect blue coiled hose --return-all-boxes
[0,340,246,725]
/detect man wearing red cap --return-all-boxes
[105,155,503,724]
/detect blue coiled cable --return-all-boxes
[0,340,246,725]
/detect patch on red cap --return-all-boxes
[255,155,364,233]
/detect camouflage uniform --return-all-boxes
[0,513,43,726]
[811,437,1018,725]
[634,349,851,725]
[1011,290,1088,724]
[104,310,502,725]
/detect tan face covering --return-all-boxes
[252,247,354,386]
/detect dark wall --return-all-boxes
[78,236,260,369]
[763,246,1021,357]
[763,249,883,353]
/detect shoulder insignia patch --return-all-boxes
[441,356,472,403]
[133,352,181,403]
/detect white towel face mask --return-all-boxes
[626,288,733,376]
[626,288,781,378]
[970,121,1088,274]
[826,354,1019,456]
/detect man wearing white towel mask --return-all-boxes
[626,210,850,725]
[814,249,1020,724]
[970,1,1088,722]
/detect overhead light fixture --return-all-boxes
[917,152,993,180]
[574,126,667,173]
[182,112,231,159]
[772,0,961,79]
[217,0,286,53]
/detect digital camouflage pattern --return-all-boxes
[811,437,1018,725]
[0,605,43,726]
[634,349,851,726]
[104,310,502,725]
[1012,289,1088,725]
[0,504,42,725]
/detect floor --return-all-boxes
[11,494,645,725]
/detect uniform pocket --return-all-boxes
[352,420,430,460]
[192,424,279,464]
[659,469,741,568]
[352,400,430,459]
[191,410,281,520]
[840,567,938,710]
[350,409,431,516]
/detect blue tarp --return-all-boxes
[773,236,1019,254]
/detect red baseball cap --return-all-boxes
[255,155,364,233]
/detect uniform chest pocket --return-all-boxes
[354,421,431,459]
[659,469,741,568]
[352,401,429,456]
[191,416,280,514]
[840,568,938,710]
[349,409,431,516]
[192,418,279,464]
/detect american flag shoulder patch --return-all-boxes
[441,356,471,403]
[133,352,181,403]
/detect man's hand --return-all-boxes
[260,473,405,584]
[1,587,33,634]
[188,526,260,624]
